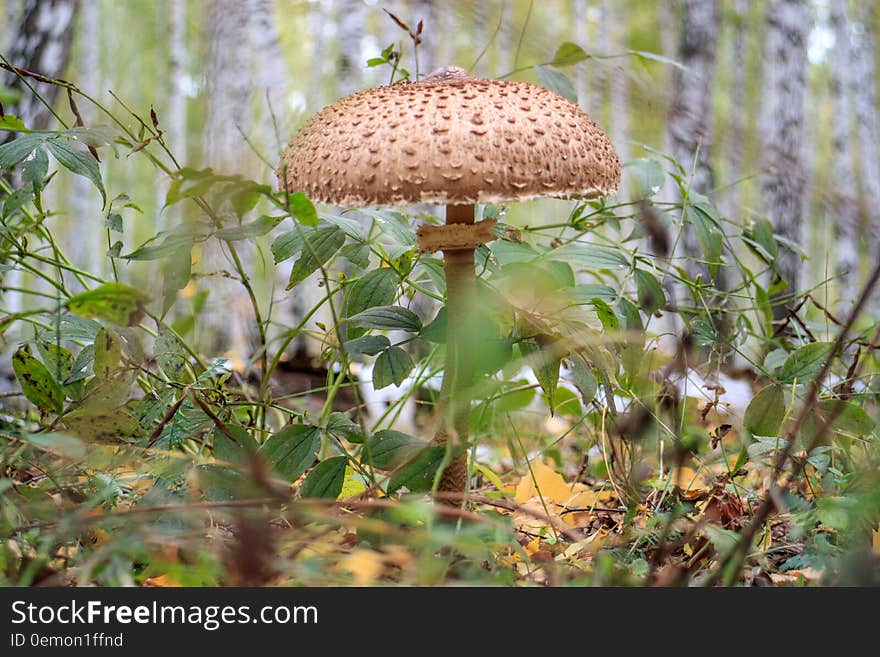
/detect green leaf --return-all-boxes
[213,425,258,464]
[344,334,391,356]
[816,400,875,437]
[365,430,427,470]
[63,409,142,442]
[348,305,422,332]
[215,215,281,240]
[534,65,577,103]
[93,326,122,378]
[0,114,26,131]
[549,243,629,270]
[520,339,560,413]
[271,229,303,264]
[345,268,398,318]
[634,269,665,314]
[625,158,664,199]
[12,346,64,413]
[778,342,833,384]
[568,354,598,404]
[326,412,366,444]
[164,167,239,206]
[0,133,43,169]
[46,138,106,206]
[21,147,48,186]
[154,325,189,382]
[591,297,620,332]
[260,424,321,481]
[286,191,318,227]
[551,41,589,66]
[744,384,786,437]
[121,229,194,261]
[341,242,371,268]
[67,283,149,327]
[300,456,348,498]
[1,188,32,218]
[35,341,74,384]
[743,217,777,264]
[287,225,345,289]
[372,346,414,389]
[386,446,446,494]
[686,203,723,277]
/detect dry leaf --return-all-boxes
[339,549,384,586]
[768,568,823,584]
[873,523,880,554]
[143,573,181,587]
[515,460,573,504]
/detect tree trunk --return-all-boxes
[720,0,748,224]
[337,0,368,97]
[601,0,629,165]
[853,3,880,314]
[828,0,859,300]
[667,0,721,275]
[1,0,79,141]
[201,0,256,358]
[760,0,811,316]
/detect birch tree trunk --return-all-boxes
[721,0,748,224]
[1,0,79,141]
[828,0,859,299]
[202,0,255,358]
[337,0,368,97]
[760,0,811,316]
[853,3,880,314]
[601,0,629,166]
[71,0,102,279]
[667,0,721,274]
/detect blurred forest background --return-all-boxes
[2,0,879,361]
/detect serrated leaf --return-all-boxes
[534,65,577,102]
[300,456,348,498]
[260,424,321,481]
[67,283,149,326]
[348,305,422,332]
[778,342,833,384]
[372,346,414,389]
[744,384,786,437]
[386,445,446,494]
[12,345,64,413]
[365,430,427,470]
[46,138,106,206]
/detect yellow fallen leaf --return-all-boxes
[523,537,541,557]
[143,574,180,587]
[515,460,573,504]
[339,549,384,586]
[769,568,823,585]
[873,523,880,554]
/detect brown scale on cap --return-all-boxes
[278,66,620,205]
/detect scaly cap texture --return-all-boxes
[279,66,621,206]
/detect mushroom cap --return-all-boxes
[279,66,621,206]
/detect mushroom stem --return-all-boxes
[435,203,476,493]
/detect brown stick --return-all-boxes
[435,204,476,493]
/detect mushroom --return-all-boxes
[279,66,620,493]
